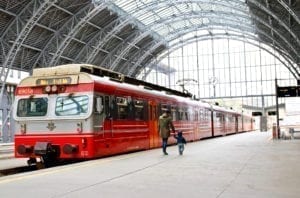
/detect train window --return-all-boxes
[116,97,129,119]
[171,106,177,121]
[161,104,170,112]
[194,110,199,121]
[178,107,188,121]
[55,95,89,116]
[104,96,111,117]
[216,112,224,122]
[178,108,183,120]
[94,96,104,114]
[199,109,203,120]
[134,100,144,120]
[17,97,48,117]
[207,109,211,121]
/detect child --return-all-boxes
[174,131,186,155]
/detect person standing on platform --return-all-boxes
[158,110,175,155]
[174,131,186,155]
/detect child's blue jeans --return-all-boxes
[178,143,184,155]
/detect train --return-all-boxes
[13,64,254,166]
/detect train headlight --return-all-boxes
[51,85,58,92]
[20,123,26,134]
[45,85,51,93]
[77,122,82,133]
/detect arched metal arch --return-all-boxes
[140,41,296,81]
[31,3,96,68]
[138,25,298,77]
[0,0,57,105]
[276,0,300,25]
[113,0,252,44]
[142,34,297,80]
[109,5,298,76]
[48,3,108,66]
[99,29,141,68]
[160,13,299,60]
[120,0,249,19]
[113,0,299,74]
[159,34,296,73]
[247,0,300,47]
[127,15,298,77]
[106,9,256,71]
[85,3,167,65]
[72,15,122,63]
[85,17,138,64]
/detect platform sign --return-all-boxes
[277,86,298,97]
[252,112,262,116]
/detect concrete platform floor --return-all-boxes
[1,131,300,198]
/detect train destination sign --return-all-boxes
[36,77,72,86]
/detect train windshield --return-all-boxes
[55,95,89,116]
[17,97,48,117]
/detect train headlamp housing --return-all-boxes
[44,85,65,94]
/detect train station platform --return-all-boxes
[1,131,300,197]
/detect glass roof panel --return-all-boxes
[110,0,255,43]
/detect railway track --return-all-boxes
[0,158,85,178]
[0,165,37,177]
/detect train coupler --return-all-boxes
[27,157,37,166]
[34,142,60,167]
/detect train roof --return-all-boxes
[21,64,203,105]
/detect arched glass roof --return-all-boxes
[111,0,300,77]
[113,0,253,38]
[0,0,299,85]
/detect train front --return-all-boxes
[13,66,96,166]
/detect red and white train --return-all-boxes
[13,64,253,165]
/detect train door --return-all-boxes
[149,101,159,148]
[221,113,226,135]
[235,115,238,133]
[103,96,113,139]
[93,95,106,135]
[210,109,214,137]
